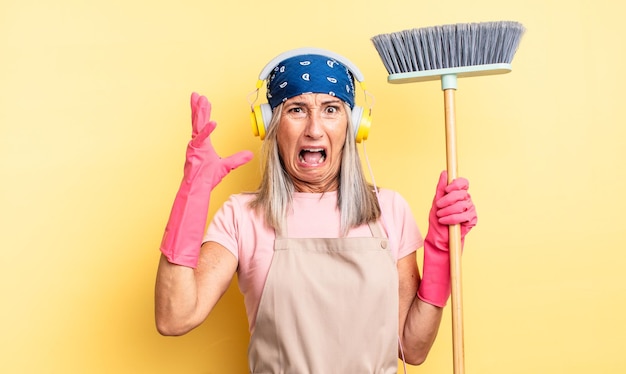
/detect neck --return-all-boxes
[292,178,339,193]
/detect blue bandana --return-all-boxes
[266,54,356,109]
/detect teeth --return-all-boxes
[299,148,326,163]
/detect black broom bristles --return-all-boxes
[371,21,526,75]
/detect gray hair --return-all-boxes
[249,103,380,236]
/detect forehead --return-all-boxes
[284,93,343,106]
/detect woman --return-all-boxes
[155,48,477,373]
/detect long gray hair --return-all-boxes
[248,103,381,236]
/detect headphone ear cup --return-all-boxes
[251,103,273,140]
[351,106,372,143]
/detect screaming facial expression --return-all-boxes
[277,93,348,193]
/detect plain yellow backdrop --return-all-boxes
[2,0,625,373]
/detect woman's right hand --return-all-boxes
[160,93,252,268]
[185,92,253,190]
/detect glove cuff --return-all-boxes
[159,172,212,269]
[160,242,202,268]
[417,238,451,308]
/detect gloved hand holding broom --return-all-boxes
[160,92,253,268]
[418,171,477,307]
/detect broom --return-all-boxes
[371,21,525,374]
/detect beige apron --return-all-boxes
[248,221,399,374]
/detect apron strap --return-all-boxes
[367,220,382,237]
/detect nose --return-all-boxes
[304,111,324,139]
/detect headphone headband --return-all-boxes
[257,47,366,84]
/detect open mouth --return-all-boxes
[299,148,326,165]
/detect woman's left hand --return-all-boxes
[433,170,477,240]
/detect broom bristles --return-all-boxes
[371,21,525,75]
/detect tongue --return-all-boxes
[302,151,323,164]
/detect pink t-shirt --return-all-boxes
[204,189,423,333]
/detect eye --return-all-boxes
[322,105,342,118]
[286,106,307,119]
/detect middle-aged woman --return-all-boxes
[155,48,477,373]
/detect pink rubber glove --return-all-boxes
[160,92,253,268]
[417,171,477,307]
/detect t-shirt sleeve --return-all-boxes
[203,196,240,261]
[381,189,424,260]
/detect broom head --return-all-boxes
[371,21,525,84]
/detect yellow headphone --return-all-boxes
[250,47,372,143]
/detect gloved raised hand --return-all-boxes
[160,92,253,268]
[417,170,477,307]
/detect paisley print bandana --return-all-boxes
[266,54,356,109]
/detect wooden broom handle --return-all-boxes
[443,88,465,374]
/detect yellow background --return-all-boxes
[2,0,624,373]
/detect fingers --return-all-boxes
[445,176,469,192]
[222,150,254,171]
[436,189,474,224]
[434,171,468,198]
[434,172,469,208]
[439,206,478,235]
[437,194,473,217]
[438,203,477,226]
[190,120,217,148]
[191,92,200,106]
[436,189,470,209]
[190,93,211,137]
[433,171,477,226]
[190,92,200,136]
[433,170,448,202]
